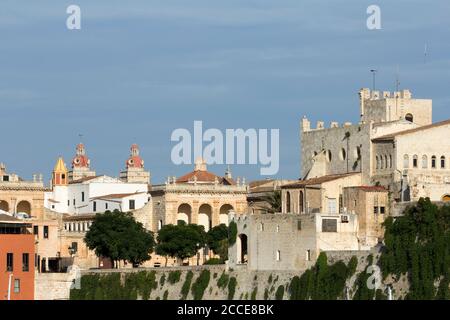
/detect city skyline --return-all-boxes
[1,1,450,183]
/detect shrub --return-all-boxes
[347,256,358,277]
[181,271,194,299]
[264,288,269,300]
[168,270,181,284]
[275,285,284,300]
[228,221,238,245]
[251,287,257,300]
[217,272,230,289]
[160,273,166,287]
[228,277,237,300]
[191,270,211,300]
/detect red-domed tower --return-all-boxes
[68,143,96,182]
[120,144,150,184]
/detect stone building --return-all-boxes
[0,163,46,219]
[301,88,450,204]
[150,158,248,232]
[247,179,296,214]
[342,186,388,249]
[281,173,362,214]
[228,212,360,271]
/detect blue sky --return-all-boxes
[1,1,449,184]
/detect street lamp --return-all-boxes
[7,273,13,300]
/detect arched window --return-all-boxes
[380,156,384,169]
[340,148,346,161]
[405,113,414,122]
[299,191,304,213]
[413,155,418,168]
[403,155,409,169]
[327,150,332,162]
[422,155,428,168]
[376,156,379,170]
[384,155,388,170]
[441,156,446,169]
[389,155,393,168]
[286,191,291,213]
[432,156,437,168]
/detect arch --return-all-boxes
[376,156,379,170]
[442,195,450,202]
[0,200,9,212]
[441,156,446,169]
[403,154,409,169]
[422,155,428,169]
[405,113,414,122]
[384,155,388,170]
[16,200,31,215]
[177,203,192,225]
[380,156,384,169]
[299,191,304,214]
[431,155,437,168]
[236,234,248,264]
[413,155,418,168]
[219,204,234,226]
[389,155,393,168]
[286,191,291,213]
[340,148,346,161]
[327,150,332,162]
[198,204,212,232]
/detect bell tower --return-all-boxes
[119,144,150,184]
[52,157,68,186]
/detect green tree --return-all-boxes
[155,222,206,265]
[84,210,155,267]
[207,224,229,261]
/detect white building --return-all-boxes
[45,147,150,215]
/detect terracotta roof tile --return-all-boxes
[282,173,359,189]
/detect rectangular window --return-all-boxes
[380,207,386,214]
[413,158,418,168]
[81,192,85,202]
[321,219,337,232]
[14,279,20,293]
[297,220,302,230]
[306,250,311,261]
[33,226,39,237]
[43,226,49,239]
[129,199,135,210]
[93,201,97,212]
[71,242,78,254]
[105,203,108,210]
[7,253,13,271]
[67,200,70,206]
[374,206,379,214]
[73,199,76,206]
[22,253,29,272]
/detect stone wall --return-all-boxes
[35,272,74,300]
